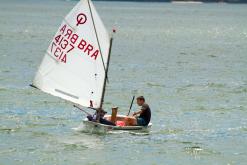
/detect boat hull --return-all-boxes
[81,116,152,134]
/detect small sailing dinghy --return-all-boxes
[31,0,152,133]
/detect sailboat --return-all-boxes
[31,0,152,133]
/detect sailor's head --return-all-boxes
[136,96,145,106]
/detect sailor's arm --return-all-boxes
[132,110,143,116]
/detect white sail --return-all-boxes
[32,0,110,108]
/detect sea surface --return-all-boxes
[0,0,247,164]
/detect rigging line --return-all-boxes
[87,0,109,82]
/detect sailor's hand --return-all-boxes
[132,112,136,116]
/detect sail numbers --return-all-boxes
[49,23,100,63]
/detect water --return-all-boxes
[0,0,247,164]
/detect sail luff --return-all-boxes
[87,0,112,109]
[87,0,107,76]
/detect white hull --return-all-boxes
[80,117,152,134]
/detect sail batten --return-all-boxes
[32,0,110,108]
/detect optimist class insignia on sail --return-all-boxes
[48,13,100,64]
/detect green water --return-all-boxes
[0,0,247,164]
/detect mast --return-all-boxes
[100,37,113,109]
[87,0,112,111]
